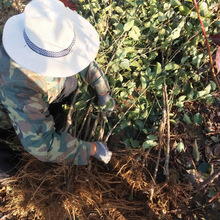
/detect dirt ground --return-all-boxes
[0,2,220,220]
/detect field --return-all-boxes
[0,0,220,219]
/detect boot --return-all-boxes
[0,142,21,179]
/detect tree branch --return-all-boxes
[193,0,220,90]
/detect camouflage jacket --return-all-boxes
[0,46,109,165]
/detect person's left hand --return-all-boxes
[98,92,115,116]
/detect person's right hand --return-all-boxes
[92,142,112,164]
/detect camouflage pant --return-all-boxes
[0,75,78,178]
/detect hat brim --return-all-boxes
[2,8,100,77]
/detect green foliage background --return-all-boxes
[75,0,219,148]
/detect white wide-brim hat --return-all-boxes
[2,0,100,77]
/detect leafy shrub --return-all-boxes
[76,0,219,148]
[0,0,14,9]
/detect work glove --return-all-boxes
[93,142,112,164]
[98,92,115,116]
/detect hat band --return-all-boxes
[23,30,76,58]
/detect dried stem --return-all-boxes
[88,0,97,27]
[87,112,100,141]
[193,0,220,90]
[98,116,107,142]
[163,79,170,179]
[64,89,79,132]
[84,112,92,141]
[104,34,126,75]
[76,100,93,138]
[150,85,167,201]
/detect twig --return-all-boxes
[150,86,167,201]
[98,114,107,141]
[88,0,97,27]
[162,50,170,178]
[84,112,92,141]
[64,89,79,132]
[104,34,127,75]
[209,192,220,203]
[163,79,170,179]
[87,112,100,141]
[76,100,93,138]
[193,0,220,90]
[197,169,220,191]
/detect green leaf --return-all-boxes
[108,76,116,87]
[154,77,163,89]
[199,2,209,17]
[178,5,191,16]
[192,54,203,68]
[127,110,139,120]
[120,59,130,69]
[178,95,186,102]
[183,81,192,94]
[111,63,120,72]
[115,6,124,14]
[159,28,166,37]
[116,73,123,82]
[130,60,141,68]
[124,139,131,148]
[165,62,180,71]
[204,84,211,94]
[130,138,139,148]
[144,21,151,28]
[124,20,134,31]
[168,20,185,41]
[142,140,157,149]
[120,91,128,98]
[181,56,189,64]
[158,11,166,22]
[187,89,195,100]
[171,0,181,7]
[115,23,124,31]
[140,76,147,89]
[129,26,141,40]
[147,135,157,140]
[197,90,208,98]
[193,113,203,125]
[134,120,145,130]
[183,113,191,125]
[156,62,162,75]
[176,142,185,153]
[127,81,136,89]
[120,120,130,129]
[198,162,211,174]
[193,140,200,162]
[210,81,216,91]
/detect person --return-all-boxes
[0,0,115,179]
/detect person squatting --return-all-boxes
[0,0,115,178]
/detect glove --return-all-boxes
[93,142,112,164]
[98,92,115,115]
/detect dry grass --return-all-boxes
[0,149,193,220]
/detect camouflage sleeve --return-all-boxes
[0,80,91,165]
[79,61,110,95]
